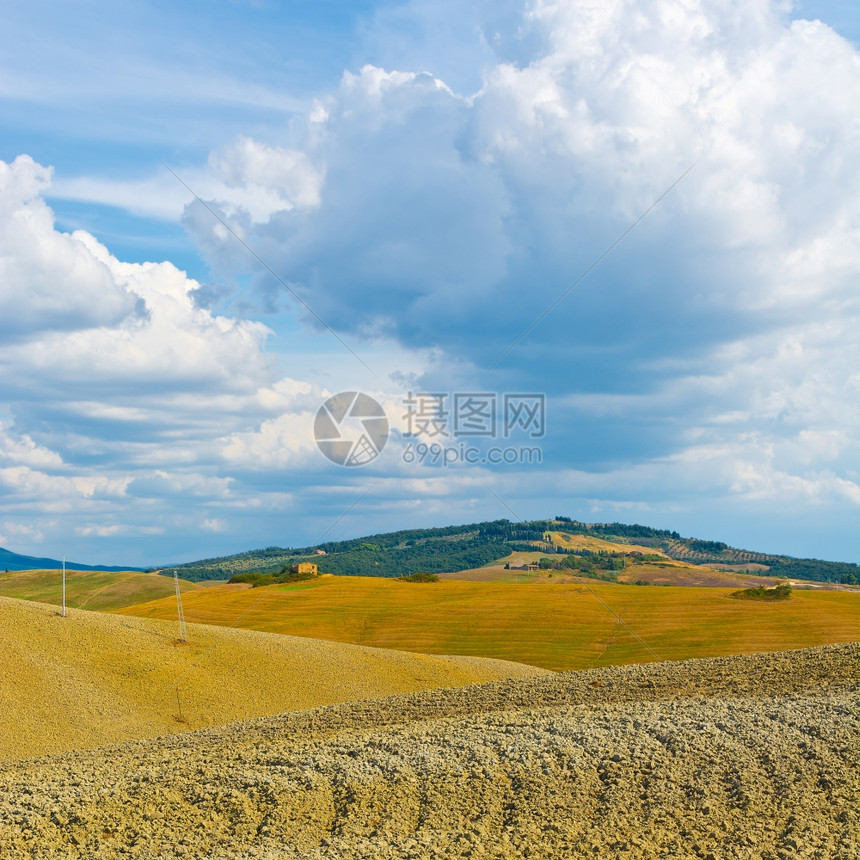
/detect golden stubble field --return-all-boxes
[0,568,201,611]
[114,575,860,671]
[0,595,547,761]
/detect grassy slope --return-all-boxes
[547,531,668,555]
[614,565,784,588]
[0,596,546,761]
[440,564,791,589]
[0,569,200,612]
[444,550,723,585]
[115,576,860,672]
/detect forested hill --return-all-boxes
[161,519,858,584]
[0,546,142,573]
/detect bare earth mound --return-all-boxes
[1,643,856,859]
[0,596,548,761]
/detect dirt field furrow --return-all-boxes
[1,642,856,859]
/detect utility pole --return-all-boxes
[61,556,66,618]
[174,572,188,642]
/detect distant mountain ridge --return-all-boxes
[162,519,859,584]
[0,546,142,573]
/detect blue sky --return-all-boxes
[1,0,858,566]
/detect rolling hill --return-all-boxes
[0,595,547,761]
[2,643,854,859]
[0,568,201,612]
[114,575,860,671]
[0,545,142,573]
[160,518,860,584]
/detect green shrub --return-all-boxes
[397,572,439,583]
[731,583,791,601]
[274,569,319,585]
[228,572,273,586]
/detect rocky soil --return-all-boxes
[1,643,856,859]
